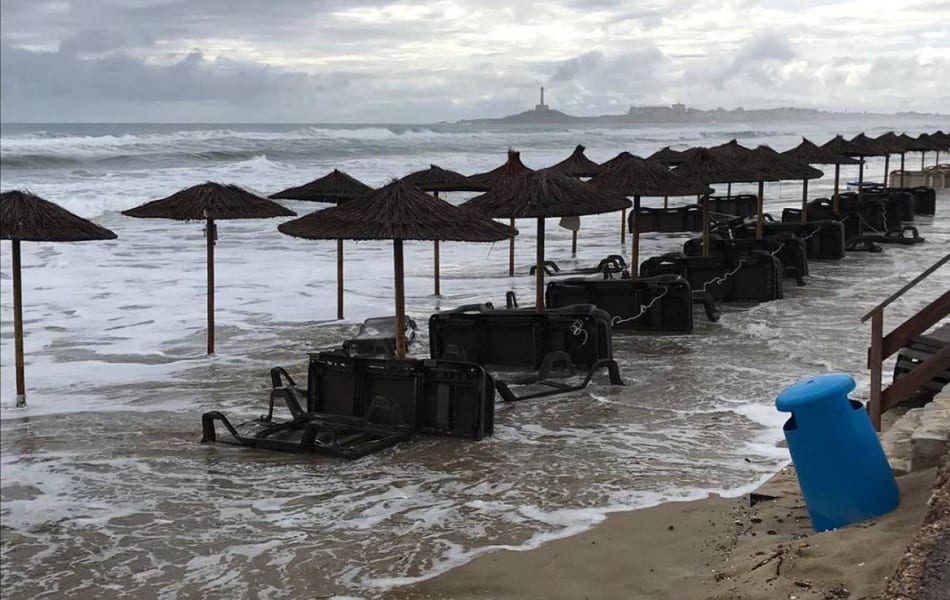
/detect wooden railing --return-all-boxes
[862,252,950,430]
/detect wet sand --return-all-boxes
[390,465,939,599]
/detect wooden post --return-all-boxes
[631,195,641,280]
[869,310,884,431]
[336,239,344,320]
[857,157,865,202]
[937,150,941,166]
[755,180,764,239]
[726,182,732,200]
[800,178,808,224]
[883,155,890,188]
[702,194,710,257]
[508,218,515,277]
[433,241,441,295]
[833,163,841,215]
[12,240,26,407]
[535,217,545,311]
[571,230,577,257]
[206,218,215,356]
[620,208,626,245]
[920,151,925,170]
[663,195,668,209]
[899,153,905,189]
[393,239,407,360]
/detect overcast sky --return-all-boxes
[2,0,948,122]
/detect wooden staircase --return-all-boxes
[864,253,950,430]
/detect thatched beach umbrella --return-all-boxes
[123,182,296,355]
[462,171,631,310]
[672,149,764,256]
[1,190,117,407]
[469,150,535,276]
[710,139,756,203]
[271,170,373,320]
[269,168,373,203]
[401,165,489,295]
[592,154,711,277]
[822,135,876,205]
[783,138,859,215]
[647,146,696,167]
[899,133,939,174]
[848,133,890,197]
[546,145,604,178]
[279,179,516,359]
[750,146,823,225]
[871,132,909,189]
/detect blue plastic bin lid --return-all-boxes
[775,373,856,412]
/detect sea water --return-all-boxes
[1,120,948,598]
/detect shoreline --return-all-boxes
[388,464,939,599]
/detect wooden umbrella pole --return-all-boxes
[631,195,641,280]
[883,155,890,188]
[800,178,809,224]
[571,230,577,257]
[508,218,515,277]
[937,150,941,166]
[433,240,441,296]
[921,151,925,170]
[206,218,215,356]
[336,239,344,320]
[833,163,841,215]
[663,195,668,209]
[620,208,626,245]
[755,181,764,239]
[899,153,906,189]
[393,239,407,360]
[12,240,26,407]
[702,194,710,257]
[726,182,732,200]
[858,158,865,202]
[535,217,545,311]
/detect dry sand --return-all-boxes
[388,465,940,600]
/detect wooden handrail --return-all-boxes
[878,290,950,361]
[861,253,949,322]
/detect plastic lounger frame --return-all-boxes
[493,351,624,402]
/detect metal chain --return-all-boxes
[701,259,748,293]
[610,286,671,326]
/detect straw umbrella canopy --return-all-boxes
[279,179,516,359]
[269,169,373,203]
[647,146,697,167]
[896,133,937,176]
[876,132,915,188]
[123,182,296,355]
[822,135,876,205]
[672,149,765,256]
[462,170,631,310]
[709,139,756,203]
[401,165,490,296]
[469,150,536,276]
[592,155,711,276]
[751,145,823,225]
[546,145,604,178]
[1,190,118,407]
[916,133,945,169]
[270,170,373,320]
[783,137,859,214]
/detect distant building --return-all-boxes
[535,86,549,111]
[626,103,690,121]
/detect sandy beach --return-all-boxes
[390,463,942,599]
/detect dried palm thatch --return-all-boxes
[782,138,860,165]
[279,179,516,242]
[930,130,950,150]
[600,151,640,170]
[897,133,939,152]
[468,150,535,189]
[848,133,890,156]
[750,146,823,180]
[875,132,911,154]
[1,190,118,242]
[125,182,296,220]
[123,182,296,356]
[269,169,373,203]
[545,145,604,178]
[1,190,117,408]
[592,155,711,197]
[647,146,697,166]
[709,139,754,160]
[280,179,517,358]
[822,134,864,157]
[401,164,488,193]
[462,170,631,219]
[672,148,764,184]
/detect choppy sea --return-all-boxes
[1,119,948,598]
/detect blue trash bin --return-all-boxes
[776,373,899,532]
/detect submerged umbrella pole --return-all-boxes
[800,179,809,224]
[12,240,26,407]
[755,181,764,239]
[620,208,627,244]
[206,218,216,355]
[921,151,925,170]
[900,153,906,189]
[702,194,711,257]
[726,182,732,200]
[571,230,577,257]
[393,239,407,360]
[433,241,441,295]
[536,217,545,311]
[883,155,890,187]
[337,239,344,320]
[508,218,515,277]
[833,163,841,214]
[663,195,668,209]
[858,158,865,201]
[630,196,641,280]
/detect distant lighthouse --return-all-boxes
[535,86,549,111]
